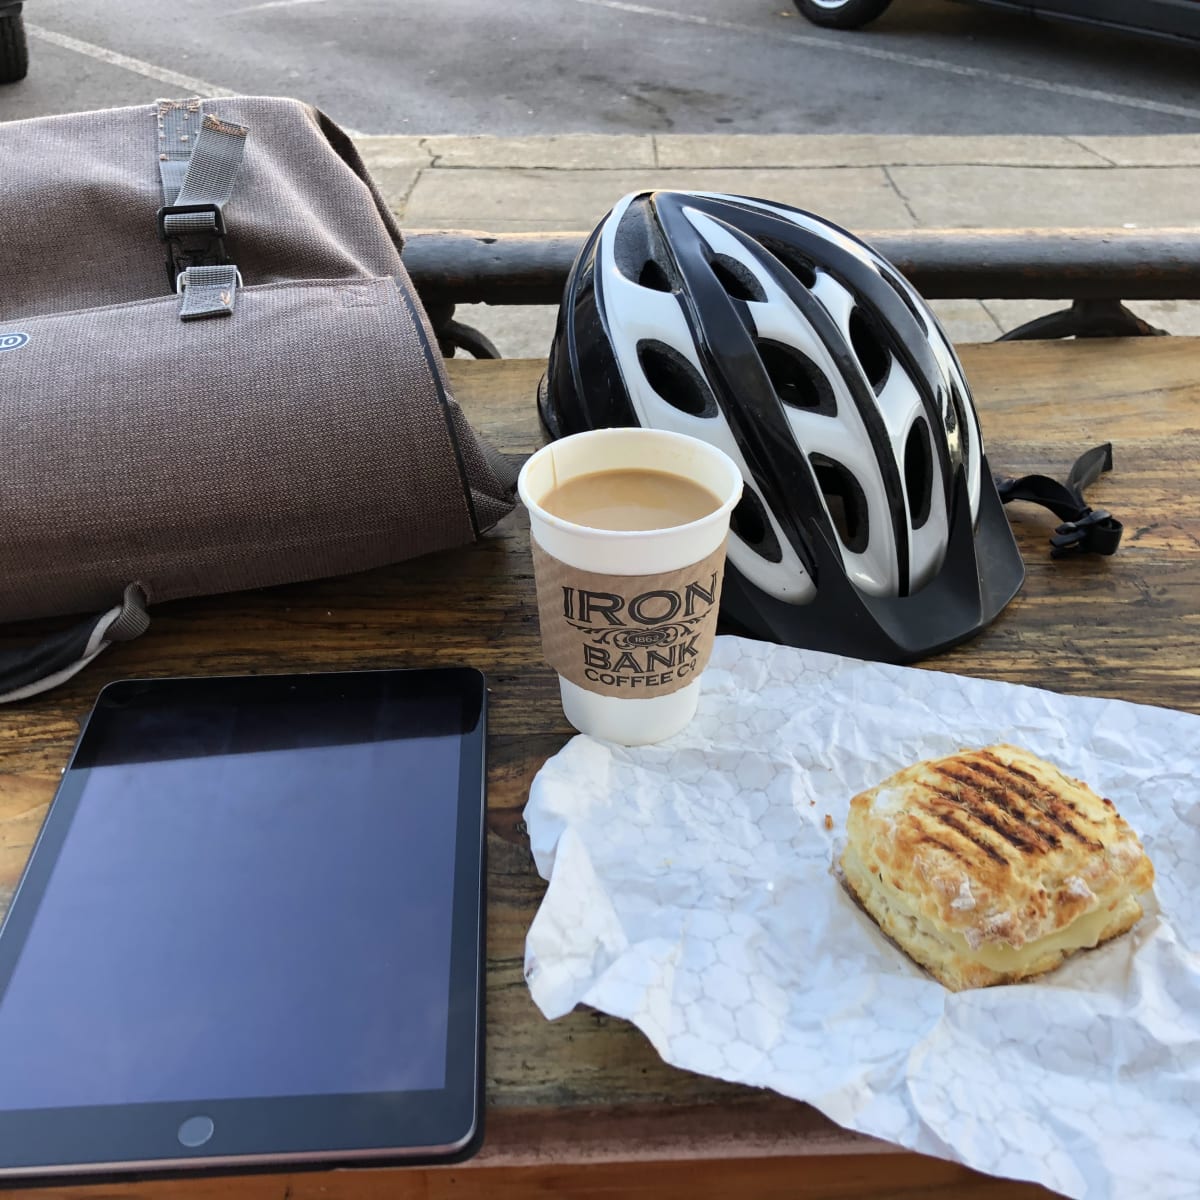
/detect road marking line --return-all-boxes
[24,23,366,136]
[26,24,238,97]
[566,0,1200,124]
[230,0,332,14]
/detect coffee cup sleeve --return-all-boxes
[531,538,728,700]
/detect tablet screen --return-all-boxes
[0,670,486,1175]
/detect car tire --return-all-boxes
[792,0,893,29]
[0,12,29,83]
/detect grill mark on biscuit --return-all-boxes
[935,763,1061,852]
[914,832,979,865]
[994,758,1088,817]
[921,782,1036,859]
[925,805,1010,866]
[977,751,1104,849]
[927,773,1049,854]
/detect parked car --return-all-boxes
[793,0,1200,42]
[0,0,27,82]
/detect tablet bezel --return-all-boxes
[0,668,487,1181]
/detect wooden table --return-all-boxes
[2,337,1197,1200]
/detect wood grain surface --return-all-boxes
[1,336,1196,1200]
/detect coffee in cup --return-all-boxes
[518,428,743,746]
[539,468,723,531]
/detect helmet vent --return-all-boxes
[760,238,818,289]
[638,259,673,292]
[849,308,891,393]
[729,487,782,563]
[636,340,718,418]
[710,254,766,303]
[758,340,836,417]
[810,454,869,555]
[904,417,934,530]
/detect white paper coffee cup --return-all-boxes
[519,428,743,746]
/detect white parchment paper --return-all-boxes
[523,636,1200,1200]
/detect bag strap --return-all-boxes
[155,100,247,321]
[994,443,1123,558]
[0,587,150,705]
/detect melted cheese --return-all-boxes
[842,845,1127,978]
[942,904,1116,973]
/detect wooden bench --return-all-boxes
[2,208,1200,1200]
[2,330,1198,1198]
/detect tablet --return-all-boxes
[0,668,487,1180]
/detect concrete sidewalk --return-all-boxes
[354,134,1200,357]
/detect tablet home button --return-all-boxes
[177,1116,215,1147]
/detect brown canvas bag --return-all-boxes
[0,96,515,700]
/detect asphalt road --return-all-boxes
[3,0,1198,134]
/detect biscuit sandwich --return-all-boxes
[840,744,1155,991]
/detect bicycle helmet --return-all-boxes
[539,190,1024,663]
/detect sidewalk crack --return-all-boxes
[979,300,1015,338]
[1062,134,1116,167]
[882,165,920,226]
[417,137,443,168]
[394,166,424,220]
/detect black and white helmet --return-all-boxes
[539,190,1024,662]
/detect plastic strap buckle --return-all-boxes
[157,203,228,288]
[1049,508,1123,558]
[176,267,243,295]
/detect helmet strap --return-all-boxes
[994,443,1123,558]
